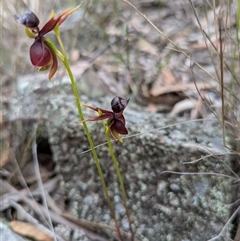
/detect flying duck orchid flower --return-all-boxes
[14,6,79,80]
[82,97,130,142]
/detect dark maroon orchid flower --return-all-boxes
[82,97,130,142]
[14,6,79,80]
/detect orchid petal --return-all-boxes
[39,5,80,36]
[48,48,58,80]
[112,119,128,135]
[110,128,123,143]
[81,103,113,115]
[39,17,60,36]
[57,5,81,26]
[30,39,52,67]
[115,114,126,125]
[38,65,51,71]
[82,113,113,122]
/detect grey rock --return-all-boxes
[8,78,233,241]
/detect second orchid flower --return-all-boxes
[82,97,130,142]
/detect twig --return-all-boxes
[218,18,226,146]
[159,170,236,180]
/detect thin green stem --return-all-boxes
[55,28,123,240]
[55,27,67,58]
[104,126,134,241]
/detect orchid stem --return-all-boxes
[104,128,134,241]
[55,29,122,239]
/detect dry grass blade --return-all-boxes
[159,170,236,180]
[218,18,226,146]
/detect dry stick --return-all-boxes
[218,18,226,146]
[122,0,215,81]
[159,170,236,180]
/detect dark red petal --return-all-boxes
[30,39,52,67]
[39,7,79,36]
[83,113,114,122]
[111,119,128,135]
[39,17,61,36]
[82,103,114,115]
[115,114,126,125]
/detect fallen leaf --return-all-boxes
[10,221,54,241]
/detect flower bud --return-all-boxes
[111,97,129,113]
[14,10,39,28]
